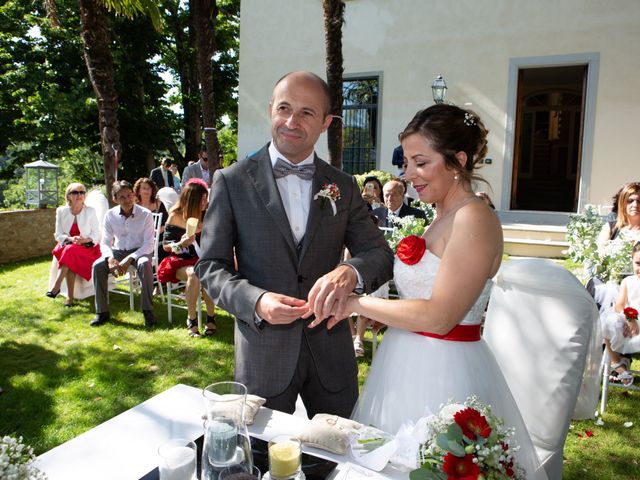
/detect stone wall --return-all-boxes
[0,208,56,264]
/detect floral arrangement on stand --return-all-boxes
[566,204,633,282]
[0,435,47,480]
[409,396,525,480]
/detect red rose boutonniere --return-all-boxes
[624,307,638,322]
[396,235,426,265]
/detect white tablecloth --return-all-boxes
[36,384,406,480]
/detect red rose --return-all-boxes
[442,452,480,479]
[396,235,427,265]
[454,407,492,441]
[624,307,638,321]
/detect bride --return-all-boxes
[314,104,547,479]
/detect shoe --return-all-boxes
[90,312,110,326]
[353,338,365,357]
[64,301,74,308]
[187,318,200,338]
[46,289,60,299]
[143,310,156,328]
[204,315,217,336]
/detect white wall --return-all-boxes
[238,0,640,211]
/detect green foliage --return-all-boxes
[385,215,427,252]
[218,125,238,167]
[354,169,397,189]
[566,205,633,282]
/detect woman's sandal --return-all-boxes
[353,338,365,357]
[204,316,217,336]
[610,359,634,386]
[46,289,60,299]
[187,318,200,338]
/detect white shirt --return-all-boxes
[269,141,313,244]
[100,204,155,261]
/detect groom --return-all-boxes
[196,71,393,418]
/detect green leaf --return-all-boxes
[447,422,463,442]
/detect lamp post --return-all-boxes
[25,153,59,208]
[431,74,447,104]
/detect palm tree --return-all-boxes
[322,0,345,169]
[45,0,160,199]
[191,0,221,173]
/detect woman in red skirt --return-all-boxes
[157,179,217,337]
[48,182,101,307]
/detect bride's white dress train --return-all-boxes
[352,251,548,480]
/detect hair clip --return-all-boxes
[464,112,477,126]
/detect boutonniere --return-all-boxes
[396,234,426,265]
[313,183,341,216]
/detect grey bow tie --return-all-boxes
[272,158,316,181]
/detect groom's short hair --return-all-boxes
[273,71,331,116]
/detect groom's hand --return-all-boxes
[256,292,309,325]
[305,264,357,327]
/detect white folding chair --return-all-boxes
[484,258,600,480]
[151,212,165,303]
[166,281,202,328]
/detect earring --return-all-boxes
[454,174,459,181]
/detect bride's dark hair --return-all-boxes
[399,104,489,186]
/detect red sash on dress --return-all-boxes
[415,324,482,342]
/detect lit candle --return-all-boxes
[268,437,301,479]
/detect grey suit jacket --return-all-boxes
[196,144,394,397]
[181,162,211,187]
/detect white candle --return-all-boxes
[159,445,196,480]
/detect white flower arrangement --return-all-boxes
[0,436,47,480]
[314,183,341,216]
[384,202,435,252]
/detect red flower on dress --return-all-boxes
[454,408,492,441]
[396,235,427,265]
[442,452,480,479]
[624,307,638,321]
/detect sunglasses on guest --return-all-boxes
[69,190,86,196]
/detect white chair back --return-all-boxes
[484,258,600,480]
[157,187,179,212]
[85,189,110,232]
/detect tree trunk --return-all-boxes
[323,0,345,169]
[192,0,221,173]
[167,1,200,165]
[78,0,120,200]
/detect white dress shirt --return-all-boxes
[269,141,313,244]
[100,204,155,261]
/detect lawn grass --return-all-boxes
[1,256,639,478]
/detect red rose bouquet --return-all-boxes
[624,307,639,322]
[397,235,427,265]
[410,396,525,480]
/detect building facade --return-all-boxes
[237,0,640,224]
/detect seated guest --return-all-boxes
[133,177,169,263]
[91,180,156,327]
[157,178,217,337]
[48,182,101,307]
[597,182,640,250]
[373,178,427,227]
[150,157,175,189]
[361,176,384,211]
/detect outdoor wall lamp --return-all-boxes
[431,74,447,104]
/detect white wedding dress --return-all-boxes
[352,250,548,480]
